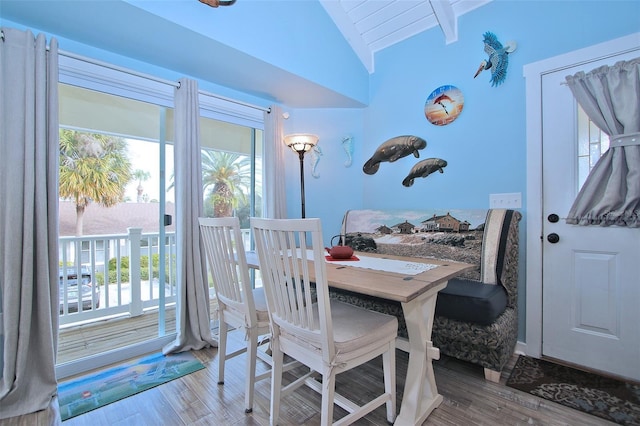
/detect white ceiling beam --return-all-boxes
[429,0,458,44]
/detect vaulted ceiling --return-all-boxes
[320,0,491,73]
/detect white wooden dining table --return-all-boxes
[245,249,474,425]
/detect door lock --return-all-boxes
[548,213,559,223]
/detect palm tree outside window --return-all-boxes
[198,114,263,230]
[59,129,133,236]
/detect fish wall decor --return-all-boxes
[363,135,427,175]
[402,158,447,187]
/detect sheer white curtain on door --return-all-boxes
[0,27,59,419]
[565,57,640,227]
[163,78,217,354]
[263,105,288,218]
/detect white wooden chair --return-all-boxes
[251,217,397,426]
[198,216,272,414]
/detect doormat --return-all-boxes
[58,351,205,421]
[506,355,640,425]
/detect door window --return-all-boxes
[577,106,609,189]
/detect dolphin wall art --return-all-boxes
[363,135,427,175]
[402,158,447,187]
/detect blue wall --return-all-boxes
[125,0,369,104]
[364,0,639,210]
[290,0,640,234]
[282,108,365,237]
[289,0,640,339]
[296,1,640,215]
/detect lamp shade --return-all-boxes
[284,133,319,153]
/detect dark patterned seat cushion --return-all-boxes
[435,278,507,325]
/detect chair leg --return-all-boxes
[383,345,397,424]
[217,319,228,385]
[320,371,336,426]
[270,340,284,426]
[244,328,258,413]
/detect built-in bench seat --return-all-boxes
[329,208,522,382]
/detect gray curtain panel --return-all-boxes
[263,105,288,219]
[163,78,217,354]
[0,28,59,418]
[565,57,640,227]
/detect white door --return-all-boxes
[541,50,640,381]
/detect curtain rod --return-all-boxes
[59,50,270,113]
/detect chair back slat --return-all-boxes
[199,217,256,323]
[251,218,333,356]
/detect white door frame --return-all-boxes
[523,32,640,359]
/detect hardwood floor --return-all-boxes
[4,329,615,426]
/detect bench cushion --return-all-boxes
[435,278,508,325]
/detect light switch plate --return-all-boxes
[489,192,522,209]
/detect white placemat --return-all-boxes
[326,254,437,275]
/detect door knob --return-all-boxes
[547,233,560,243]
[547,214,559,223]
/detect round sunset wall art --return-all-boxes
[424,85,464,126]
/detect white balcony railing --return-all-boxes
[59,227,254,327]
[58,228,178,327]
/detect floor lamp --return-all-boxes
[284,133,319,218]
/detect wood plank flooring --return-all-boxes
[4,329,615,426]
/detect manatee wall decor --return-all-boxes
[402,158,447,187]
[363,135,427,175]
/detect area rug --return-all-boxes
[58,351,205,421]
[506,355,640,425]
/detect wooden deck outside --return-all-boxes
[57,300,218,365]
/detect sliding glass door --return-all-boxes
[57,81,178,376]
[55,54,265,378]
[199,112,264,293]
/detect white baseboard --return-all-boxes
[515,340,527,355]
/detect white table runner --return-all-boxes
[326,254,437,276]
[249,249,439,276]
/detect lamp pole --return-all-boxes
[283,133,318,219]
[298,150,306,218]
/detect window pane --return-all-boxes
[577,106,590,156]
[199,117,263,291]
[199,116,263,226]
[58,82,177,363]
[576,105,608,191]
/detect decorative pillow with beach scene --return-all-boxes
[340,209,489,281]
